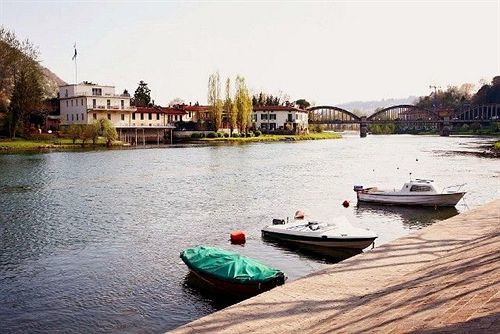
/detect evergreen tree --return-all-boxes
[133,80,151,107]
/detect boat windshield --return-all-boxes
[410,185,432,192]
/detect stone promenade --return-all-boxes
[171,199,500,333]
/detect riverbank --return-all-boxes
[194,132,341,142]
[171,199,500,333]
[0,133,341,154]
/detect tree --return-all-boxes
[81,122,99,145]
[1,27,45,138]
[132,80,151,107]
[234,76,252,134]
[224,78,236,135]
[67,124,82,144]
[99,119,117,147]
[168,97,185,107]
[208,72,223,130]
[8,64,44,138]
[295,99,311,109]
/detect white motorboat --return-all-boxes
[354,179,466,207]
[261,216,377,250]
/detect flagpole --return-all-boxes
[73,42,78,84]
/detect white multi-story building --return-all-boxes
[59,83,176,144]
[252,105,309,133]
[59,83,134,127]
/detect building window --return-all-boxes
[132,113,136,120]
[148,113,152,120]
[140,113,144,120]
[288,114,293,122]
[93,99,96,108]
[71,100,73,107]
[261,113,268,120]
[107,113,111,120]
[93,113,97,119]
[81,98,84,106]
[107,100,111,108]
[71,114,74,121]
[175,115,178,121]
[81,113,84,120]
[76,114,79,121]
[189,112,192,118]
[253,114,257,122]
[66,101,68,107]
[92,88,102,96]
[168,115,172,122]
[270,123,276,130]
[121,114,125,121]
[121,100,124,109]
[156,113,160,120]
[66,114,69,121]
[65,89,68,97]
[75,99,78,106]
[269,114,276,120]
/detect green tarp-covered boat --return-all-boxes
[180,246,286,297]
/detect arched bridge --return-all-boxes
[308,104,500,124]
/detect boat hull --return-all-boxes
[261,230,376,250]
[187,267,284,298]
[357,192,465,207]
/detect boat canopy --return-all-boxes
[180,246,283,284]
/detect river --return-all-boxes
[0,134,499,333]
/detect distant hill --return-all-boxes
[336,96,418,116]
[41,66,67,98]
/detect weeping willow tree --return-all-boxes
[234,76,252,134]
[207,72,223,131]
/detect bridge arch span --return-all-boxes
[454,104,500,121]
[308,106,361,123]
[367,105,439,122]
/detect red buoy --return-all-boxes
[342,200,350,208]
[230,230,246,244]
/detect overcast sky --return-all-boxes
[1,0,499,106]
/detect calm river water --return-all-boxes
[1,134,499,333]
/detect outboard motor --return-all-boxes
[353,185,364,192]
[272,218,285,225]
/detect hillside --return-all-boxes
[41,66,67,98]
[336,96,418,116]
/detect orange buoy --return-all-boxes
[230,230,246,244]
[342,200,350,208]
[294,210,305,219]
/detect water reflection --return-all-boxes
[182,272,244,309]
[262,237,362,264]
[355,204,459,229]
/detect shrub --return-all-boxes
[30,133,56,141]
[206,132,216,138]
[223,133,229,138]
[216,132,224,138]
[254,130,262,137]
[190,133,200,138]
[240,133,246,137]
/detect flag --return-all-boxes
[72,43,77,60]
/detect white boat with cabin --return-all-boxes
[354,179,465,207]
[261,216,377,250]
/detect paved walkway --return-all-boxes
[171,200,500,333]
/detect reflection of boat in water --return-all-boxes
[261,216,377,250]
[355,203,459,229]
[262,237,362,263]
[180,246,286,298]
[354,179,466,207]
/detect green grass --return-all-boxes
[0,137,111,153]
[198,132,341,142]
[494,141,500,150]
